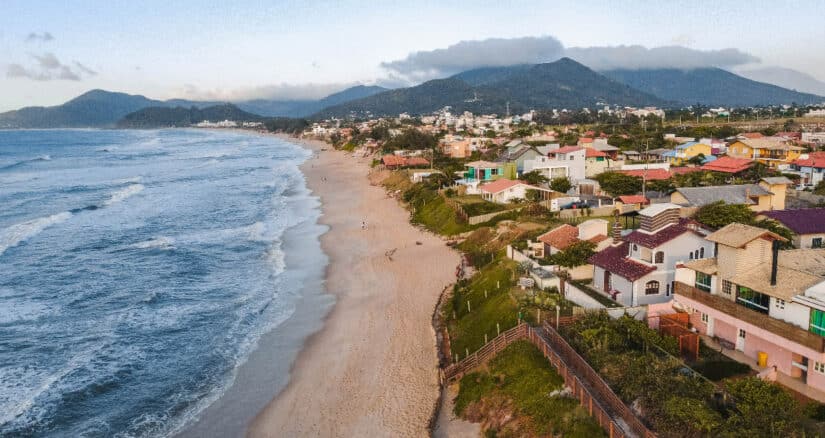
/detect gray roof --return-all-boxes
[760,176,793,185]
[674,184,771,206]
[593,143,620,152]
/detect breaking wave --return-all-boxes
[0,212,72,257]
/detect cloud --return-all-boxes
[173,82,360,102]
[6,52,97,81]
[380,36,761,83]
[564,45,759,71]
[380,36,565,83]
[25,32,54,42]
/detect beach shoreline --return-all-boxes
[245,135,459,437]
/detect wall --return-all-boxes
[564,283,606,309]
[800,233,825,249]
[770,299,810,330]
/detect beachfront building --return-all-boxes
[499,144,543,174]
[479,179,555,204]
[588,204,713,307]
[759,208,825,249]
[670,177,791,211]
[463,161,510,182]
[657,223,825,400]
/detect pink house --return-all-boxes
[650,223,825,399]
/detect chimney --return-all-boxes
[770,240,780,286]
[612,210,622,244]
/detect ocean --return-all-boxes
[0,129,327,437]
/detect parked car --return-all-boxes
[560,200,589,210]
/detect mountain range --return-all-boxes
[314,58,667,118]
[2,57,824,128]
[0,85,387,128]
[602,68,825,107]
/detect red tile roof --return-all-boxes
[619,169,672,181]
[624,223,695,248]
[480,179,525,194]
[579,137,594,143]
[553,146,584,154]
[538,224,579,250]
[585,148,608,158]
[793,152,825,169]
[405,157,430,166]
[588,242,657,281]
[618,195,649,205]
[741,132,764,139]
[760,208,825,234]
[701,156,753,174]
[588,234,609,244]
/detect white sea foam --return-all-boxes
[104,184,145,206]
[131,237,175,250]
[0,212,72,257]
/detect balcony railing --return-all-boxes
[674,282,825,353]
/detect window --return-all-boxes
[695,272,712,292]
[722,280,733,295]
[701,313,709,323]
[815,362,825,374]
[632,244,638,251]
[700,247,705,258]
[775,299,785,310]
[811,309,825,337]
[666,283,671,296]
[645,280,660,295]
[736,286,770,314]
[689,252,694,260]
[814,237,823,249]
[654,251,664,264]
[738,329,746,339]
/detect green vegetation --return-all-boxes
[569,280,623,308]
[549,176,572,194]
[455,341,606,438]
[815,180,825,196]
[454,195,509,217]
[562,312,810,436]
[521,170,548,186]
[549,240,596,268]
[694,201,795,248]
[593,172,643,197]
[447,257,519,356]
[116,103,262,128]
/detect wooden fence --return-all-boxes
[442,321,656,438]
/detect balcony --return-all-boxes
[674,282,825,353]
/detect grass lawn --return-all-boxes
[453,195,510,216]
[447,258,520,357]
[455,341,606,437]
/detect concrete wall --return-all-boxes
[564,283,606,309]
[799,233,825,249]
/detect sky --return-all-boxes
[2,0,825,111]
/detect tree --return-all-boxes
[521,170,549,186]
[549,176,572,194]
[594,172,643,197]
[551,241,596,268]
[686,153,706,166]
[694,201,754,229]
[722,377,802,437]
[814,180,825,195]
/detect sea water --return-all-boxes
[0,129,324,437]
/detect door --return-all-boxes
[736,328,746,352]
[603,271,612,292]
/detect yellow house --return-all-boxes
[664,141,713,165]
[727,138,805,168]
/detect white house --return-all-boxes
[588,204,714,307]
[522,145,586,183]
[479,179,554,204]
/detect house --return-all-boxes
[522,145,586,183]
[500,144,543,173]
[759,208,825,248]
[727,138,805,168]
[788,152,825,187]
[700,156,753,174]
[662,141,714,165]
[589,204,714,307]
[441,138,471,158]
[464,160,509,182]
[670,177,791,211]
[381,154,430,169]
[479,179,555,204]
[615,195,649,211]
[585,148,610,177]
[590,138,621,160]
[538,219,610,256]
[657,223,825,400]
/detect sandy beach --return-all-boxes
[247,137,459,437]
